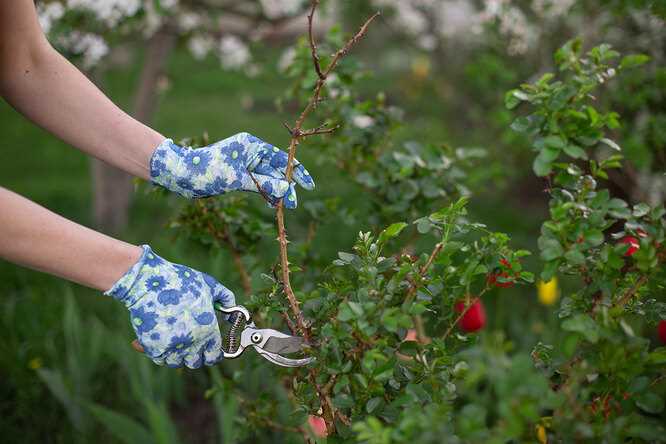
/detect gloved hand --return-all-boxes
[105,245,235,369]
[149,132,315,208]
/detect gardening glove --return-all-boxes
[149,132,315,208]
[105,245,235,369]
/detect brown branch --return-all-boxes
[301,124,341,136]
[614,275,649,309]
[267,2,380,435]
[273,3,380,344]
[307,0,325,80]
[281,311,297,335]
[442,296,479,341]
[420,242,443,275]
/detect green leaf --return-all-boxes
[635,393,665,414]
[333,394,355,409]
[633,203,650,218]
[533,152,554,177]
[543,135,566,149]
[338,252,358,263]
[620,54,650,69]
[337,303,355,322]
[583,229,604,247]
[379,222,408,245]
[600,138,621,151]
[366,397,383,414]
[510,116,531,133]
[564,249,586,265]
[540,239,564,261]
[505,89,529,109]
[563,144,587,159]
[415,218,432,234]
[647,348,666,365]
[561,314,600,343]
[88,404,154,444]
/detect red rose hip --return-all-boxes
[455,299,486,332]
[658,320,666,345]
[619,236,640,257]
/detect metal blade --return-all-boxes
[263,335,306,354]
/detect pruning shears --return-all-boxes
[214,303,315,368]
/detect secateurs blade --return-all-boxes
[214,303,315,367]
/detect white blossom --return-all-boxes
[66,0,141,27]
[259,0,303,19]
[37,2,65,34]
[188,35,214,60]
[179,12,201,32]
[278,47,296,72]
[218,35,251,70]
[58,31,109,68]
[352,115,375,129]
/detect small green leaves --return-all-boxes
[600,137,621,151]
[620,54,650,70]
[635,393,665,414]
[561,314,600,343]
[378,222,407,246]
[505,89,529,109]
[563,144,587,159]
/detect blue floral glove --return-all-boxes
[105,245,235,369]
[149,132,315,208]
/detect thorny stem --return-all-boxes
[614,274,649,309]
[274,3,379,339]
[406,242,444,343]
[272,1,380,433]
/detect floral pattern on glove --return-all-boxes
[105,245,236,369]
[149,132,315,208]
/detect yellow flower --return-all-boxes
[537,277,559,306]
[28,357,43,370]
[411,56,431,80]
[536,424,548,444]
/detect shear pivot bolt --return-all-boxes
[251,333,263,344]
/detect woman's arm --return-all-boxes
[0,187,142,290]
[0,0,164,180]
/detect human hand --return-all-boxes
[149,132,315,208]
[105,245,235,368]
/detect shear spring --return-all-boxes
[224,312,246,354]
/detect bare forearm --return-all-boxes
[0,44,164,179]
[0,187,142,291]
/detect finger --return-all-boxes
[239,173,290,202]
[184,345,205,369]
[203,336,224,366]
[212,282,236,307]
[131,339,144,353]
[283,183,298,210]
[292,163,316,191]
[165,351,185,368]
[253,151,315,191]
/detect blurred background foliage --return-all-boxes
[0,0,664,442]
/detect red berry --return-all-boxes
[488,258,515,288]
[619,236,640,257]
[636,228,648,238]
[455,300,486,332]
[488,271,515,288]
[658,320,666,345]
[307,415,327,438]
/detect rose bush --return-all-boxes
[160,7,665,441]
